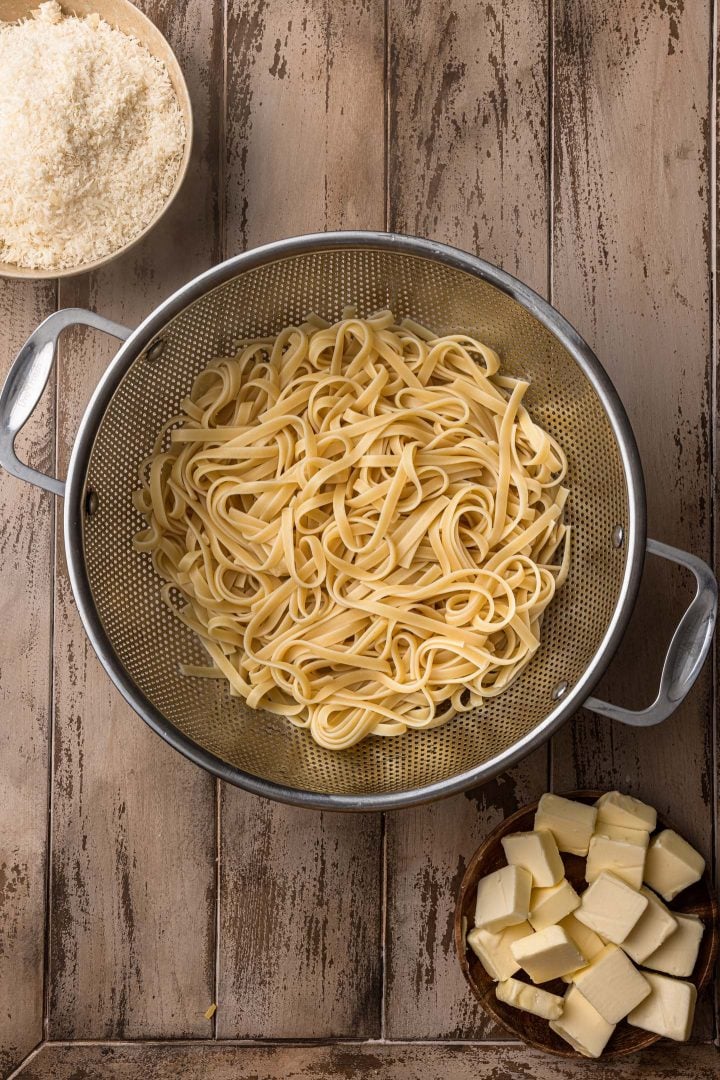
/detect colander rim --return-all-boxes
[63,230,647,810]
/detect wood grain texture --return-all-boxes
[217,801,382,1038]
[716,0,720,1032]
[0,281,56,1075]
[216,0,386,1039]
[47,0,222,1039]
[225,0,385,252]
[385,767,550,1040]
[551,0,714,1038]
[1,0,717,1067]
[550,5,713,867]
[384,0,551,1039]
[15,1042,720,1079]
[388,0,550,288]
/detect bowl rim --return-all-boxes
[455,789,720,1058]
[0,0,194,280]
[62,231,647,810]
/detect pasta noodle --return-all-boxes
[133,310,570,749]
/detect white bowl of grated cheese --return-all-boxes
[0,0,193,278]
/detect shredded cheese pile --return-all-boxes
[0,2,186,271]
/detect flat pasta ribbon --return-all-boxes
[133,310,570,749]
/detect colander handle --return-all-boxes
[585,539,717,727]
[0,308,131,497]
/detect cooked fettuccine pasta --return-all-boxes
[133,310,570,749]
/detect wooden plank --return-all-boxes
[225,0,385,251]
[551,0,713,823]
[551,0,714,1038]
[218,800,383,1038]
[15,1042,720,1080]
[384,0,550,1038]
[716,0,720,1043]
[385,763,553,1040]
[217,0,386,1039]
[48,0,221,1039]
[0,281,56,1075]
[388,0,550,288]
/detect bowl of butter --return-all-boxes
[455,791,718,1058]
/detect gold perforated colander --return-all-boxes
[1,234,715,809]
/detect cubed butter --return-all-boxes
[595,822,651,846]
[644,912,704,977]
[559,913,606,961]
[510,924,585,984]
[501,828,564,888]
[595,791,657,832]
[496,977,564,1020]
[561,965,588,985]
[467,921,534,982]
[573,944,650,1023]
[558,913,605,984]
[550,985,615,1058]
[627,971,697,1042]
[528,878,580,931]
[474,865,532,932]
[586,832,647,890]
[621,887,677,964]
[534,793,597,856]
[575,870,648,944]
[644,829,705,901]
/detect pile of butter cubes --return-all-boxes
[467,791,706,1058]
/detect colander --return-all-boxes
[1,233,716,810]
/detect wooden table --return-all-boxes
[0,2,717,1077]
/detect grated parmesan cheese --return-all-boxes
[0,1,186,270]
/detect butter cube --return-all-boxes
[558,913,605,983]
[474,865,532,932]
[534,793,597,856]
[595,822,651,845]
[467,921,534,982]
[621,887,677,964]
[550,985,615,1058]
[595,791,657,832]
[496,977,564,1020]
[627,971,697,1042]
[528,878,580,931]
[575,871,648,944]
[644,829,705,901]
[573,944,650,1023]
[586,832,648,890]
[644,912,704,977]
[561,965,589,985]
[501,829,564,887]
[510,924,585,983]
[559,913,606,960]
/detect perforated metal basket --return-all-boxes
[1,233,716,809]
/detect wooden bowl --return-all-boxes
[0,0,193,279]
[455,791,719,1058]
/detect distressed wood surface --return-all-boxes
[716,0,720,966]
[0,282,56,1075]
[14,1042,720,1080]
[217,0,386,1039]
[47,0,221,1040]
[551,0,713,822]
[0,0,717,1074]
[384,0,551,1039]
[551,0,713,829]
[550,0,714,1037]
